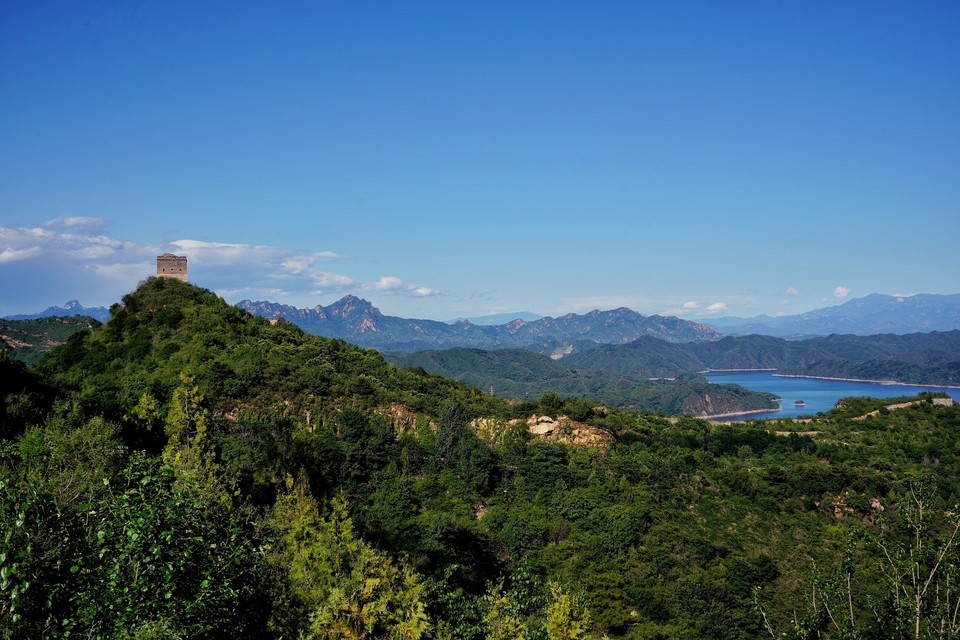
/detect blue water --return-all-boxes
[703,371,960,421]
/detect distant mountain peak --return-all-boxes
[705,293,960,337]
[5,300,111,322]
[326,294,380,319]
[237,295,720,351]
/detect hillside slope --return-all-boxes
[38,278,508,432]
[564,331,960,386]
[1,316,100,364]
[387,347,778,416]
[5,277,960,639]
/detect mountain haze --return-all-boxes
[5,299,111,322]
[706,293,960,337]
[237,295,722,351]
[448,311,544,325]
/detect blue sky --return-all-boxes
[2,1,958,320]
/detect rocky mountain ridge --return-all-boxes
[236,295,722,351]
[5,299,111,322]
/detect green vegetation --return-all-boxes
[386,347,778,416]
[0,316,100,364]
[565,331,960,387]
[2,278,960,638]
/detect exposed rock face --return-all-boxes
[516,415,614,447]
[379,403,434,434]
[470,415,615,448]
[380,406,614,449]
[473,414,613,448]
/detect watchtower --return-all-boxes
[157,253,188,281]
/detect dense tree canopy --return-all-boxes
[2,278,960,638]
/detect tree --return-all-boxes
[545,582,592,640]
[64,453,266,638]
[268,480,428,639]
[485,582,528,640]
[874,484,960,639]
[161,373,227,506]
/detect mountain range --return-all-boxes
[4,299,111,323]
[706,293,960,337]
[236,295,721,351]
[447,311,544,325]
[9,292,960,350]
[386,347,777,416]
[563,330,960,387]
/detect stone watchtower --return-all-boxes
[157,253,188,282]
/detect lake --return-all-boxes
[702,371,960,421]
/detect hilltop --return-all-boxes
[37,279,508,428]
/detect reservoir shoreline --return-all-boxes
[771,373,960,389]
[704,367,959,388]
[703,370,959,422]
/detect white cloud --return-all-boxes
[834,286,851,298]
[42,216,107,233]
[310,271,357,288]
[0,246,42,264]
[282,251,345,275]
[67,235,125,259]
[705,301,727,313]
[785,287,800,296]
[364,276,405,292]
[92,261,154,281]
[0,221,441,313]
[359,276,440,298]
[0,224,142,263]
[169,239,279,265]
[682,301,698,310]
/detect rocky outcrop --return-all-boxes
[470,414,614,449]
[519,415,615,447]
[378,403,434,435]
[379,406,615,449]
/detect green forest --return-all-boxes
[3,278,960,639]
[385,348,777,416]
